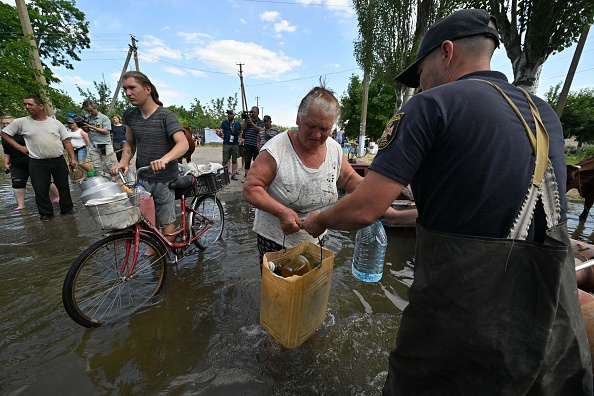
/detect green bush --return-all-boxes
[566,145,594,165]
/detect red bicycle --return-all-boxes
[62,165,228,327]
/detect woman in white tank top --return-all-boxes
[243,84,365,263]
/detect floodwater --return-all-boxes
[0,173,592,395]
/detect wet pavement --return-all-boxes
[1,146,593,394]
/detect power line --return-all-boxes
[248,67,360,86]
[238,0,353,7]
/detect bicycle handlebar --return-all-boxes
[118,166,152,188]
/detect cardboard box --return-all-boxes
[261,241,334,348]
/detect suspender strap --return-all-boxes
[474,79,549,187]
[472,79,560,240]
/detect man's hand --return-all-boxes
[17,145,28,155]
[71,158,79,166]
[150,158,168,172]
[110,162,129,176]
[302,211,326,238]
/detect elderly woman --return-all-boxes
[243,84,364,261]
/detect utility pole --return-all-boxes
[238,63,248,113]
[108,36,139,115]
[15,0,55,116]
[132,36,140,71]
[358,0,374,157]
[359,71,370,157]
[255,96,259,110]
[555,25,591,118]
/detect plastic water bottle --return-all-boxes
[351,219,387,282]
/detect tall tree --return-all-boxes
[26,0,90,70]
[0,0,90,115]
[77,78,128,116]
[340,74,398,140]
[352,0,457,112]
[546,83,594,145]
[465,0,594,93]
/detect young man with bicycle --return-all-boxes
[110,71,188,243]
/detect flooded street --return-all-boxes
[1,149,593,395]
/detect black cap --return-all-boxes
[226,109,235,115]
[396,9,500,88]
[263,115,271,121]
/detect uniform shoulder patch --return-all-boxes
[378,112,405,151]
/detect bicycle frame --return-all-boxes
[138,194,215,249]
[116,193,218,276]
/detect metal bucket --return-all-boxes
[80,175,112,191]
[80,182,125,204]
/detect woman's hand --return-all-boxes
[278,209,302,235]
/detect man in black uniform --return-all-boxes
[303,8,592,395]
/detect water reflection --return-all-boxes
[0,173,592,394]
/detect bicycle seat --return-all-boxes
[169,174,195,189]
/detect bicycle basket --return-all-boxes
[85,192,141,231]
[175,166,230,199]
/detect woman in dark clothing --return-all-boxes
[111,115,127,161]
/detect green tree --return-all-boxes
[0,36,43,116]
[26,0,90,70]
[0,0,90,115]
[167,94,238,129]
[546,83,594,145]
[76,78,128,116]
[352,0,457,111]
[340,74,398,140]
[465,0,594,93]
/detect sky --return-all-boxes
[4,0,594,128]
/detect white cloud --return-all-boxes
[188,70,207,77]
[274,20,297,33]
[191,40,301,79]
[158,89,188,106]
[58,74,92,87]
[110,72,121,84]
[138,35,183,63]
[296,0,355,17]
[261,11,280,22]
[177,31,214,43]
[164,66,186,76]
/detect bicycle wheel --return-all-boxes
[62,232,167,327]
[188,194,224,250]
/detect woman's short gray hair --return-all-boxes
[297,79,341,123]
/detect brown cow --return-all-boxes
[178,126,195,164]
[567,155,594,221]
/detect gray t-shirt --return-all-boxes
[124,106,184,182]
[3,116,69,159]
[85,111,112,147]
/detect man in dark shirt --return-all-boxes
[240,106,263,183]
[217,109,241,180]
[303,9,591,394]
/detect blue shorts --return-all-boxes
[74,147,88,163]
[139,178,176,227]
